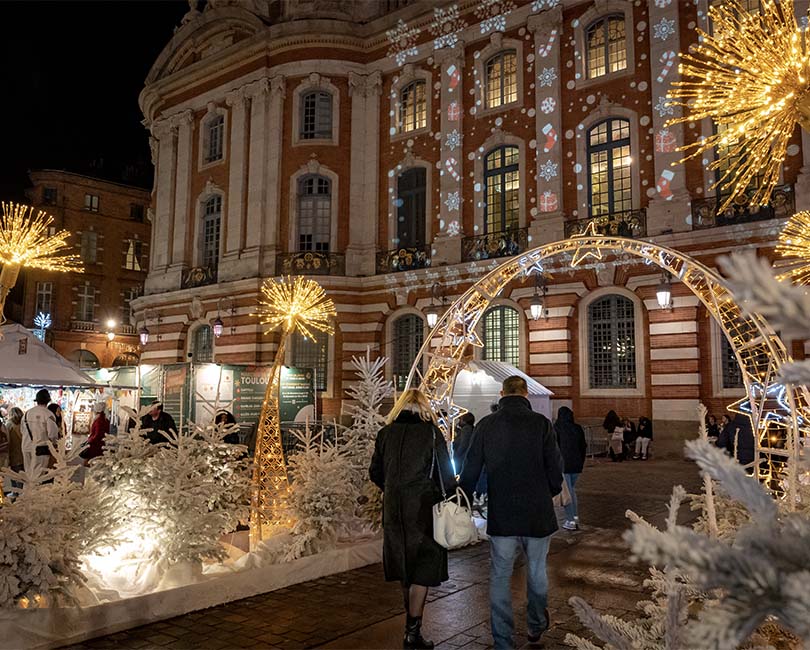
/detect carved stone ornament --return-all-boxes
[190,296,204,320]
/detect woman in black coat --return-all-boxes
[369,389,455,650]
[554,406,586,530]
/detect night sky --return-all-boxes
[0,0,189,201]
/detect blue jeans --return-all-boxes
[489,535,551,649]
[563,473,580,521]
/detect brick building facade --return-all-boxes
[132,0,810,423]
[22,170,151,368]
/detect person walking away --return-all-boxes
[554,406,586,531]
[214,409,240,444]
[460,376,563,648]
[716,414,733,454]
[452,412,475,472]
[47,403,66,441]
[604,410,624,461]
[369,389,455,650]
[6,407,24,493]
[634,417,653,460]
[80,402,110,463]
[140,401,178,444]
[21,389,60,475]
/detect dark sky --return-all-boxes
[0,0,189,201]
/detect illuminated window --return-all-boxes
[587,118,632,216]
[721,335,744,389]
[586,16,627,79]
[204,115,224,163]
[200,196,222,272]
[35,281,52,315]
[482,306,520,366]
[191,325,214,363]
[588,294,636,389]
[393,314,424,391]
[397,168,426,248]
[399,80,427,132]
[485,50,518,109]
[714,122,763,203]
[81,231,97,264]
[122,286,140,325]
[298,175,331,252]
[76,282,96,322]
[292,330,328,391]
[84,194,99,211]
[300,91,333,140]
[484,146,520,233]
[123,239,143,271]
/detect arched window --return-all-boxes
[300,91,332,140]
[587,118,632,216]
[297,175,331,252]
[399,80,426,133]
[588,294,636,389]
[203,115,224,163]
[482,306,520,366]
[70,349,100,369]
[392,314,424,390]
[291,331,328,391]
[484,146,520,233]
[200,196,222,271]
[191,325,214,363]
[396,168,426,248]
[586,16,627,79]
[485,50,518,109]
[112,352,139,367]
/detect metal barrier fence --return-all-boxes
[584,425,609,458]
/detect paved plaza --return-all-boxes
[64,454,701,650]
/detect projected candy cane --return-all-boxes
[445,156,461,182]
[657,51,676,84]
[537,28,557,58]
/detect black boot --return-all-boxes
[404,615,434,650]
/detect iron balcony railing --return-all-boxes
[70,320,96,332]
[119,324,136,335]
[277,251,345,276]
[462,227,528,262]
[181,265,217,289]
[376,245,431,274]
[690,183,795,230]
[564,209,647,238]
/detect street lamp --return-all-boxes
[656,273,673,309]
[212,316,224,338]
[529,275,548,321]
[106,318,116,341]
[424,283,445,329]
[139,325,149,346]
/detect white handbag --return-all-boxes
[430,436,478,550]
[552,477,572,508]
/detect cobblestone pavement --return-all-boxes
[63,456,701,650]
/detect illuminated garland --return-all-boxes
[776,210,810,284]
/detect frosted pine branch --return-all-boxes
[777,360,810,386]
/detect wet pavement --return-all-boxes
[63,455,701,650]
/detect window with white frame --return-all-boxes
[396,168,426,248]
[123,239,143,271]
[586,16,627,80]
[203,115,224,164]
[300,91,333,140]
[399,80,427,133]
[392,314,424,391]
[122,286,140,326]
[76,283,95,322]
[484,146,520,233]
[485,50,518,109]
[80,231,97,264]
[721,334,744,389]
[297,175,331,252]
[588,294,636,389]
[587,118,632,217]
[84,193,99,211]
[482,306,520,366]
[291,330,328,391]
[191,325,214,363]
[35,281,52,316]
[200,196,222,272]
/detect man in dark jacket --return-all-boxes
[460,376,564,649]
[140,401,178,444]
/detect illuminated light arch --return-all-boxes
[405,225,808,498]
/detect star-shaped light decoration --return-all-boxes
[570,221,605,267]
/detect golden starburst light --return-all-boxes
[256,275,336,341]
[667,0,810,211]
[776,210,810,284]
[0,202,81,272]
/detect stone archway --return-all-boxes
[406,228,808,496]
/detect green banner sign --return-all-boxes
[279,367,315,423]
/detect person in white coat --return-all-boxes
[21,389,60,475]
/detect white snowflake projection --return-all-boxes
[445,129,462,151]
[475,0,515,35]
[531,0,560,10]
[386,19,420,66]
[540,96,557,114]
[654,95,675,117]
[653,16,676,41]
[445,191,461,211]
[538,67,557,87]
[654,0,672,7]
[430,5,467,50]
[539,159,558,182]
[446,220,461,236]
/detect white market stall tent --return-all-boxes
[452,360,553,422]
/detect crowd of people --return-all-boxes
[603,410,654,461]
[706,411,755,465]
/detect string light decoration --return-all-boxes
[405,234,809,499]
[776,210,810,284]
[666,0,810,211]
[0,202,82,326]
[250,276,336,548]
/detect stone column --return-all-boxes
[432,43,465,266]
[170,109,194,271]
[145,117,178,293]
[646,0,689,234]
[258,75,285,277]
[346,71,382,277]
[221,86,249,277]
[528,7,564,245]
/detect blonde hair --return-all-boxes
[386,389,438,426]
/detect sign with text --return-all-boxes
[279,367,315,423]
[231,365,273,428]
